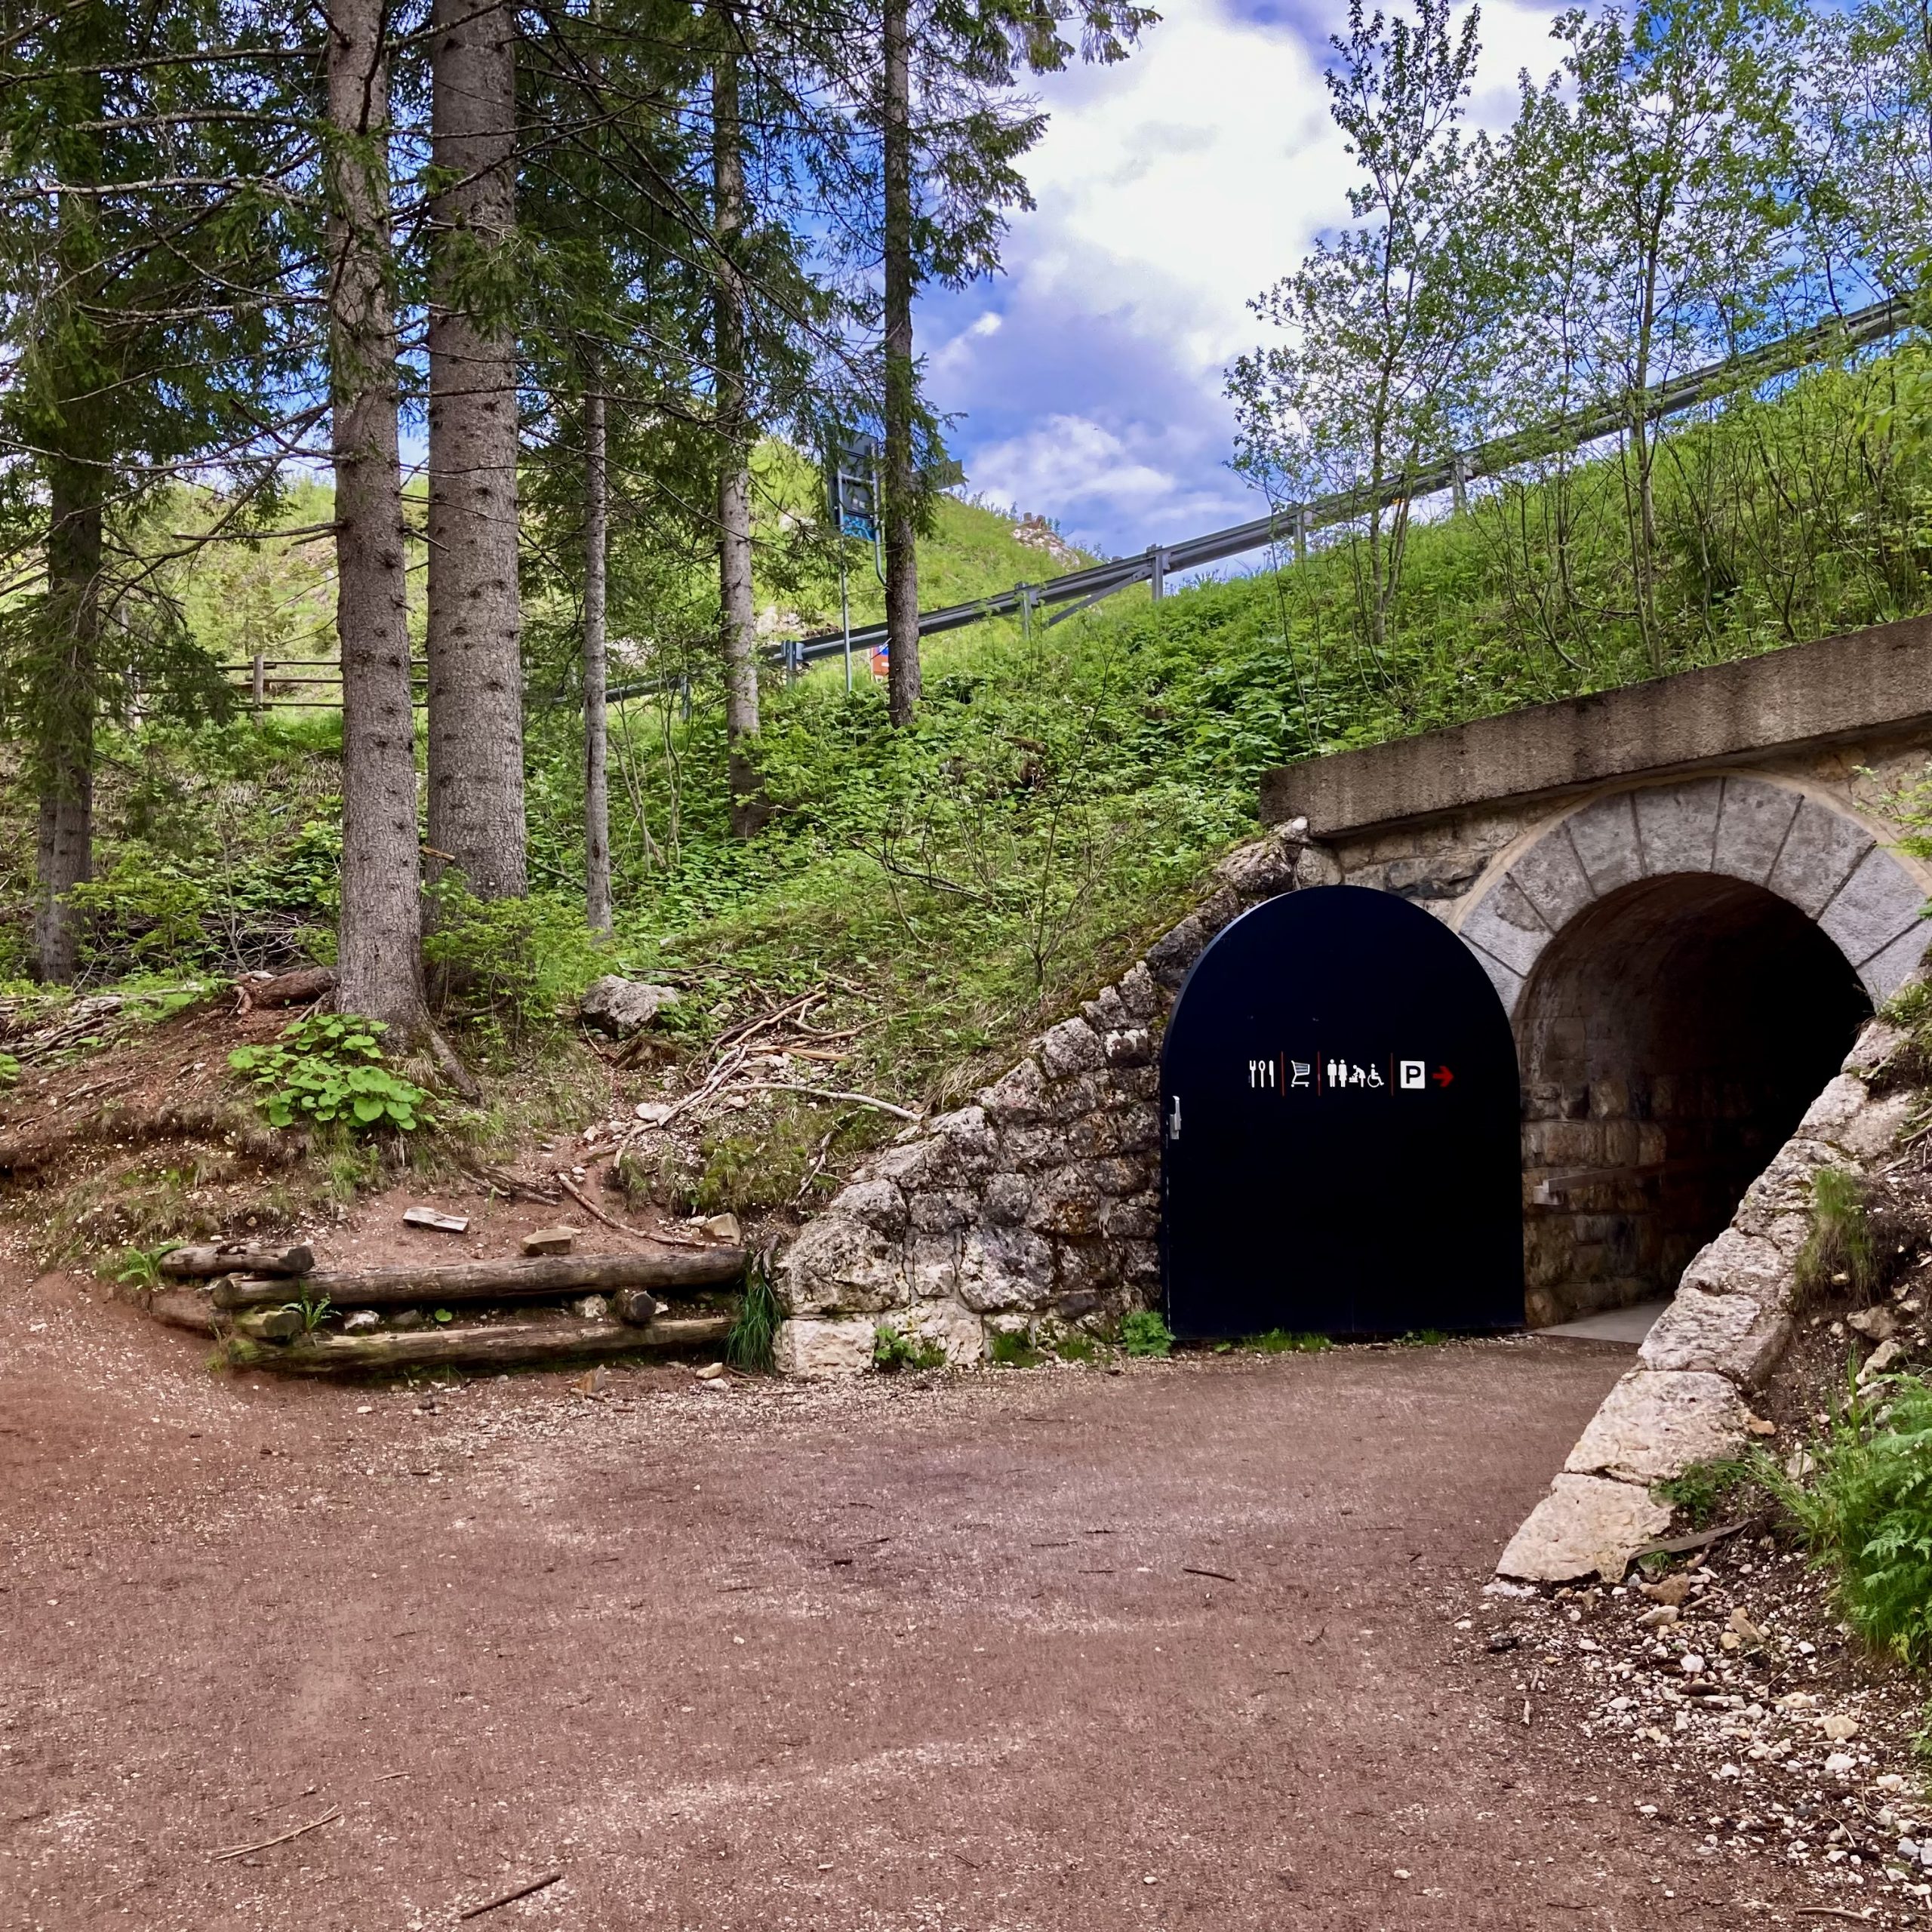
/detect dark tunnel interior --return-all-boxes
[1515,873,1872,1325]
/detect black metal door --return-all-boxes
[1160,884,1523,1339]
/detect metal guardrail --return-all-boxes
[222,292,1913,712]
[713,292,1911,685]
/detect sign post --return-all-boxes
[826,435,880,694]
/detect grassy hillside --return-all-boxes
[6,344,1931,1156]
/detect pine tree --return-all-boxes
[863,0,1152,724]
[327,0,429,1032]
[0,0,307,980]
[426,0,528,900]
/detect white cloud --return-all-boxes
[971,414,1177,520]
[933,0,1572,557]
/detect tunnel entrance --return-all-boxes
[1518,873,1871,1326]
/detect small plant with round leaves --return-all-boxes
[229,1014,429,1134]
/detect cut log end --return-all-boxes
[612,1287,666,1326]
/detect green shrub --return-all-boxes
[1052,1331,1100,1362]
[1762,1374,1932,1666]
[1246,1329,1331,1353]
[1654,1455,1752,1529]
[1119,1309,1173,1358]
[112,1244,169,1293]
[724,1265,781,1373]
[988,1327,1042,1367]
[1796,1166,1877,1303]
[873,1321,946,1372]
[0,1051,17,1088]
[229,1014,429,1132]
[423,876,610,1042]
[281,1291,334,1334]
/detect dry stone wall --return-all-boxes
[773,820,1321,1375]
[1497,1016,1919,1583]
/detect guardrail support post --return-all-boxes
[251,651,265,720]
[1149,545,1166,601]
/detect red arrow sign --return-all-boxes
[1432,1064,1454,1088]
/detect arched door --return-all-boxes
[1161,885,1524,1338]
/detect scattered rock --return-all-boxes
[633,1100,673,1126]
[702,1212,742,1244]
[1638,1575,1694,1607]
[1848,1306,1900,1343]
[403,1206,469,1234]
[342,1309,379,1334]
[573,1294,609,1320]
[1857,1337,1907,1383]
[695,1361,726,1382]
[521,1225,577,1257]
[232,1306,303,1342]
[579,976,681,1038]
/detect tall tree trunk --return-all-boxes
[582,377,612,935]
[712,17,763,835]
[32,38,105,985]
[328,0,427,1035]
[33,460,100,983]
[426,0,526,900]
[881,0,921,727]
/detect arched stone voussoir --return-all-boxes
[1453,774,1932,1014]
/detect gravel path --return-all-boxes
[0,1263,1857,1929]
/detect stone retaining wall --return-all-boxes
[1497,1016,1918,1582]
[773,820,1324,1375]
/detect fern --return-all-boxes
[1761,1374,1932,1666]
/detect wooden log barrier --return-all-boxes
[223,1312,734,1376]
[149,1288,219,1335]
[161,1242,315,1280]
[211,1247,746,1312]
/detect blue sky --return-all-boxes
[925,0,1569,560]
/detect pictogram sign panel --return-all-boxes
[1160,885,1524,1339]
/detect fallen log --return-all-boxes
[149,1288,218,1336]
[223,1312,734,1376]
[237,966,337,1012]
[211,1246,746,1312]
[161,1241,315,1280]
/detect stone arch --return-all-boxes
[1450,774,1932,1017]
[1449,776,1930,1324]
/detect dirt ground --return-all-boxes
[0,1265,1876,1932]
